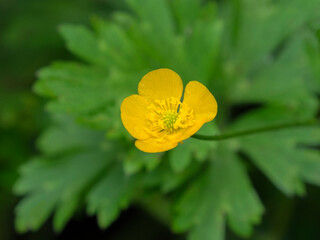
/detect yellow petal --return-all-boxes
[138,68,183,102]
[135,139,178,153]
[121,94,150,140]
[176,81,218,140]
[183,81,217,122]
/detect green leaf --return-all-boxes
[233,33,318,119]
[140,156,203,194]
[53,197,79,232]
[87,164,139,228]
[305,29,320,92]
[15,192,57,233]
[34,62,116,129]
[169,144,192,173]
[234,0,320,70]
[169,123,218,173]
[178,19,223,85]
[35,62,110,113]
[126,0,175,64]
[93,18,147,71]
[15,114,115,232]
[173,144,263,240]
[59,24,109,66]
[171,0,202,32]
[123,148,161,175]
[37,114,104,155]
[231,107,320,195]
[14,151,111,232]
[34,59,146,131]
[126,0,175,46]
[297,150,320,187]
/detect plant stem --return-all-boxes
[192,119,319,141]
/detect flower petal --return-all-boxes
[183,81,218,122]
[138,68,183,102]
[177,81,218,139]
[121,94,150,140]
[135,138,178,153]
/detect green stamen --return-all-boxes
[162,110,178,131]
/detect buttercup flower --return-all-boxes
[121,68,218,153]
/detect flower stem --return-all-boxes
[191,119,320,141]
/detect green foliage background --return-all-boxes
[1,0,320,239]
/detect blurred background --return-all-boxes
[1,0,320,240]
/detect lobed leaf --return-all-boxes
[169,123,218,173]
[87,164,139,228]
[59,24,109,66]
[231,106,320,195]
[14,151,111,232]
[234,0,320,71]
[173,144,264,240]
[14,116,115,232]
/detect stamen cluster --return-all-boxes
[146,97,195,141]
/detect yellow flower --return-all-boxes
[121,68,218,153]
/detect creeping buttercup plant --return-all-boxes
[14,0,320,239]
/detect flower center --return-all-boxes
[162,110,178,131]
[145,97,195,139]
